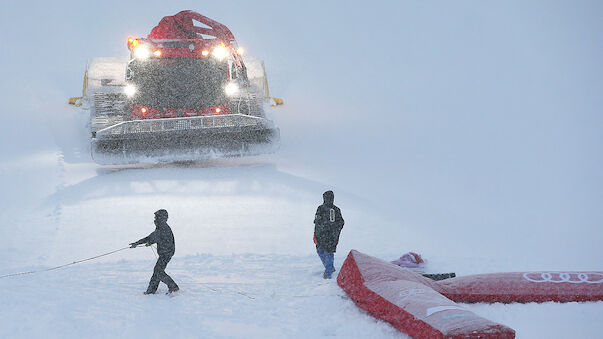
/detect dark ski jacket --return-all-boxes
[314,193,344,253]
[132,219,175,257]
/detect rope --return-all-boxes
[196,283,255,299]
[0,247,131,279]
[149,244,158,259]
[1,248,340,300]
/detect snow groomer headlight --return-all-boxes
[212,45,228,60]
[133,45,152,60]
[224,82,239,96]
[124,84,136,97]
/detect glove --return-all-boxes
[129,243,138,248]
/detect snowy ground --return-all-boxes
[1,143,601,338]
[1,1,602,338]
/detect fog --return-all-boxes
[1,0,601,275]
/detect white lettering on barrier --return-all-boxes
[398,289,431,299]
[426,305,469,317]
[523,272,603,284]
[440,313,480,322]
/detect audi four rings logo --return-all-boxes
[523,272,603,284]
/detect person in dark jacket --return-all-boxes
[314,190,344,279]
[130,209,179,294]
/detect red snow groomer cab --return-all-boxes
[89,11,279,164]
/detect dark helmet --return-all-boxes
[323,190,334,205]
[154,209,168,220]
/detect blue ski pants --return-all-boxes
[317,247,335,277]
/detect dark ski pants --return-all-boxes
[147,254,178,293]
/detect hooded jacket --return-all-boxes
[133,218,175,257]
[314,191,345,252]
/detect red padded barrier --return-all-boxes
[338,250,515,338]
[438,271,603,303]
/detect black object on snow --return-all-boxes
[422,272,457,281]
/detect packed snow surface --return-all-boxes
[1,1,602,338]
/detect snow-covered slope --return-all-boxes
[1,1,602,338]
